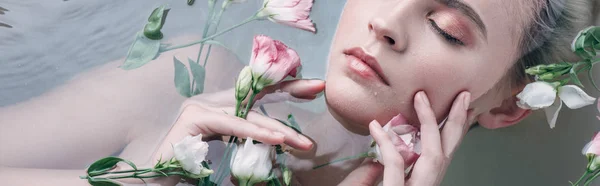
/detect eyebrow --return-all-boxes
[436,0,488,38]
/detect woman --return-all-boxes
[0,0,593,185]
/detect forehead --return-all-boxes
[464,0,539,42]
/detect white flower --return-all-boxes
[230,138,273,186]
[517,82,596,128]
[516,82,557,110]
[173,135,213,178]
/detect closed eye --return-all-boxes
[428,19,465,46]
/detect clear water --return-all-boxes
[1,0,600,186]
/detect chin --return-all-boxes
[324,76,401,135]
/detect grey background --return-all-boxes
[1,0,600,185]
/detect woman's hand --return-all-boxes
[340,91,472,186]
[139,79,324,185]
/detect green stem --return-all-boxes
[202,4,227,67]
[189,0,217,96]
[106,173,166,180]
[196,0,218,63]
[573,171,590,186]
[242,93,258,119]
[163,15,259,52]
[584,170,600,186]
[215,92,258,185]
[214,99,244,184]
[87,168,153,177]
[312,152,372,170]
[239,179,249,186]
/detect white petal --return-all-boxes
[558,85,597,109]
[543,99,563,129]
[516,82,557,110]
[583,141,593,155]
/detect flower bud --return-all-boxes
[236,66,253,101]
[525,65,547,75]
[538,72,556,81]
[249,35,301,92]
[231,138,273,186]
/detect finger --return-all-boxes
[370,120,400,164]
[258,79,325,100]
[370,121,406,186]
[339,159,384,186]
[441,92,470,157]
[189,109,286,145]
[246,111,313,150]
[414,91,443,156]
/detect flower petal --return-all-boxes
[543,99,562,129]
[558,85,596,109]
[585,133,600,156]
[516,82,557,110]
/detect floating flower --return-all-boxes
[370,114,421,168]
[257,0,316,32]
[517,82,596,128]
[173,135,213,178]
[249,35,301,92]
[231,138,273,186]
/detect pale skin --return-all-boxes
[1,0,541,185]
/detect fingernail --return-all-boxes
[419,92,430,107]
[463,92,471,110]
[309,79,325,85]
[298,134,313,145]
[272,131,285,139]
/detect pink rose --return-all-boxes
[249,35,301,91]
[257,0,316,33]
[372,114,421,168]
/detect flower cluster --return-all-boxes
[120,0,315,98]
[516,26,600,129]
[516,26,600,186]
[84,0,315,185]
[81,135,213,186]
[228,35,302,186]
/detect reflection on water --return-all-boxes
[0,6,12,28]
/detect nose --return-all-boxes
[368,18,408,52]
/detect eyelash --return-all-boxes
[428,19,465,46]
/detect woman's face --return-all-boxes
[325,0,528,134]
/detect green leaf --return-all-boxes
[268,177,283,186]
[88,178,122,186]
[174,57,192,97]
[287,114,302,133]
[589,63,600,92]
[188,0,195,5]
[143,5,170,40]
[570,64,584,87]
[283,166,292,186]
[120,32,161,70]
[572,26,600,60]
[87,157,124,175]
[188,58,206,95]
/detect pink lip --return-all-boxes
[343,47,390,86]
